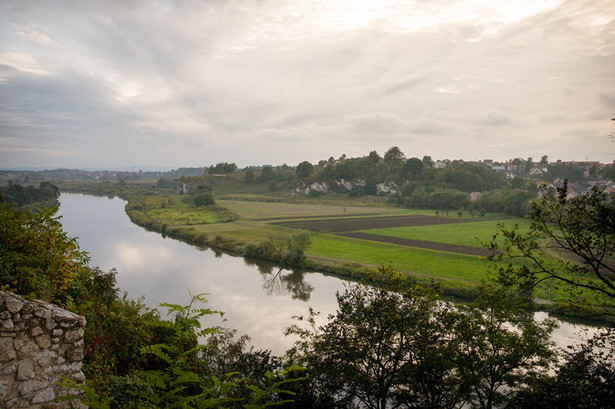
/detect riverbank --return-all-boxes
[58,183,608,322]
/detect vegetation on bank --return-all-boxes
[0,181,60,209]
[2,177,614,408]
[54,173,603,308]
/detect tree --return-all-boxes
[245,169,255,184]
[384,146,406,179]
[368,150,381,164]
[509,328,615,409]
[488,184,615,317]
[402,157,423,180]
[193,192,215,206]
[0,203,90,302]
[296,161,314,179]
[448,284,556,409]
[524,157,533,174]
[286,282,465,409]
[257,165,274,183]
[286,274,556,409]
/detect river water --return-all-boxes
[57,193,596,355]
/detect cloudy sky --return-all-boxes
[1,0,614,170]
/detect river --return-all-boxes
[56,193,596,355]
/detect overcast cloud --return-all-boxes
[1,0,614,169]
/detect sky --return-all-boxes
[1,0,614,170]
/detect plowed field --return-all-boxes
[273,215,495,256]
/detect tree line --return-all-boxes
[0,181,59,209]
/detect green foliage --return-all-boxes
[449,284,556,409]
[208,162,238,174]
[0,203,90,301]
[509,328,615,408]
[488,185,615,317]
[244,232,311,267]
[402,187,470,211]
[64,292,305,408]
[0,181,60,209]
[296,161,314,179]
[286,277,555,409]
[245,170,255,184]
[474,189,534,217]
[193,192,215,206]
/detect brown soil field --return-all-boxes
[340,232,498,257]
[272,214,478,233]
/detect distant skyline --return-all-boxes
[1,0,614,169]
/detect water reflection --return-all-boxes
[57,193,596,355]
[244,258,315,301]
[56,193,346,355]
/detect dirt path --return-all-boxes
[338,232,498,257]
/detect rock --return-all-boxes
[17,379,47,395]
[0,337,16,362]
[52,308,79,322]
[5,298,24,314]
[0,379,12,399]
[32,387,55,403]
[17,340,40,359]
[64,328,83,343]
[2,319,14,331]
[16,360,34,380]
[36,335,52,349]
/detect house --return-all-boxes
[469,192,481,201]
[434,161,446,169]
[529,167,543,176]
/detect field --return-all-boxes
[122,190,530,296]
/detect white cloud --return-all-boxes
[0,0,614,168]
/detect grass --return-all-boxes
[361,218,531,248]
[217,199,403,220]
[193,221,298,243]
[307,234,493,284]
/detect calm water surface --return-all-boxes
[57,194,595,354]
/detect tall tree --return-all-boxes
[296,161,314,179]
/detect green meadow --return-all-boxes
[361,218,531,248]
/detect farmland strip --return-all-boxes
[339,232,498,257]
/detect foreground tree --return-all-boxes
[509,327,615,408]
[0,203,89,302]
[449,285,556,409]
[488,184,615,317]
[286,283,463,409]
[286,276,555,409]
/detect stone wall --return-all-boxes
[0,291,85,409]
